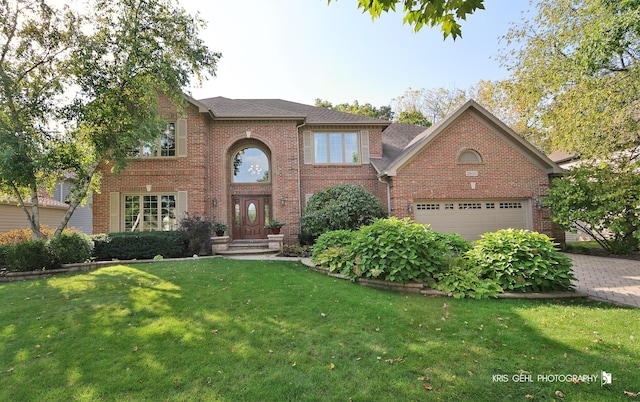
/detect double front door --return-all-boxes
[232,195,271,239]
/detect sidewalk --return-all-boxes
[568,253,640,308]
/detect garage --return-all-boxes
[413,199,532,241]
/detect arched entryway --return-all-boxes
[228,142,272,240]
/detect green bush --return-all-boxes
[434,258,502,299]
[301,184,387,238]
[179,213,214,256]
[0,244,10,270]
[48,232,94,264]
[311,230,354,261]
[92,231,184,261]
[466,229,575,292]
[5,240,60,272]
[346,217,450,284]
[312,247,353,274]
[432,232,473,258]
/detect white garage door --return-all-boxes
[413,199,531,241]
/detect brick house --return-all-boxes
[93,96,564,242]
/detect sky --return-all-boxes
[181,0,537,107]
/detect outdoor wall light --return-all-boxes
[406,203,412,213]
[281,197,286,206]
[535,198,544,210]
[212,197,218,207]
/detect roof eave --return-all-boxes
[211,115,306,121]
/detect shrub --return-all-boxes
[346,217,450,284]
[311,230,354,262]
[0,226,75,246]
[434,258,502,299]
[48,232,94,264]
[92,231,184,261]
[178,213,213,256]
[432,232,473,258]
[312,247,353,274]
[280,243,311,257]
[466,229,575,292]
[0,244,10,270]
[297,232,315,246]
[4,240,60,272]
[301,184,387,238]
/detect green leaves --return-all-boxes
[500,0,640,158]
[328,0,485,39]
[545,161,640,254]
[302,185,387,238]
[466,229,575,292]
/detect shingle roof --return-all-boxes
[378,100,564,177]
[372,123,427,173]
[197,97,390,125]
[198,97,304,119]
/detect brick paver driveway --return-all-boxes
[568,253,640,308]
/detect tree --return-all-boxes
[0,0,80,239]
[0,0,220,239]
[392,86,466,124]
[544,160,640,254]
[396,109,431,127]
[315,99,393,120]
[301,184,387,238]
[500,0,640,160]
[327,0,486,39]
[466,80,544,148]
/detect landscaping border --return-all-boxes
[301,258,589,300]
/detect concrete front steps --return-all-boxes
[212,235,284,256]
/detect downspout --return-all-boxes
[296,120,306,234]
[377,173,392,215]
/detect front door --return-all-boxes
[232,195,270,239]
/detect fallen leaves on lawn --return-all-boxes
[555,390,565,398]
[384,357,404,364]
[525,394,534,399]
[328,363,335,370]
[423,384,433,391]
[624,391,638,397]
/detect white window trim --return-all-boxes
[303,130,370,165]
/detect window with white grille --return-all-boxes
[459,203,482,210]
[416,203,440,210]
[500,202,523,209]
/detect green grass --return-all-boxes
[1,259,638,401]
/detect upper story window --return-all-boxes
[303,130,370,165]
[130,122,180,158]
[232,147,270,183]
[313,132,359,164]
[458,149,482,163]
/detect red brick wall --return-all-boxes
[389,110,556,237]
[298,125,388,217]
[94,100,559,242]
[205,120,301,240]
[93,98,210,234]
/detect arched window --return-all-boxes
[232,147,270,183]
[458,149,482,163]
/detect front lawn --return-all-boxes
[1,259,638,401]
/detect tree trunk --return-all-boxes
[12,182,46,240]
[54,162,99,237]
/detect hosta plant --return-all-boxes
[466,229,575,292]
